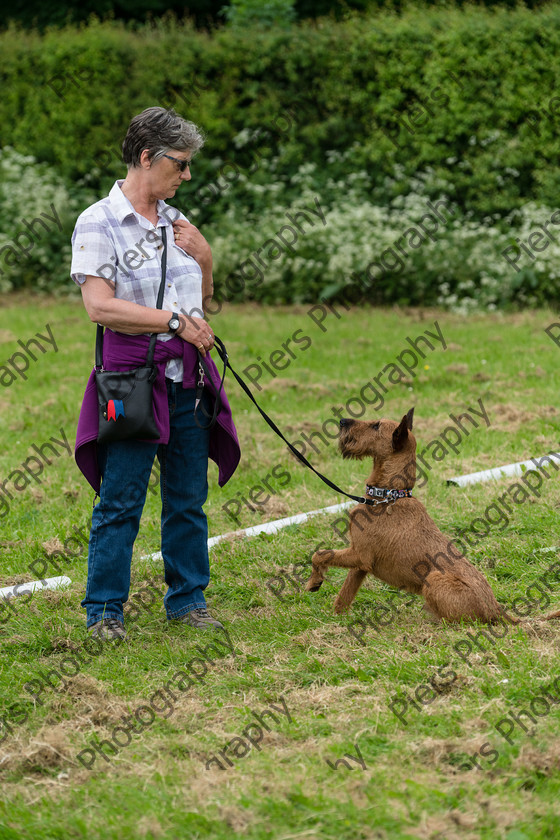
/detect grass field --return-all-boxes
[1,298,560,839]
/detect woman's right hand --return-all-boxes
[177,314,214,356]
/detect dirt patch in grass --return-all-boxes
[515,741,560,773]
[445,363,469,375]
[416,412,463,440]
[0,723,74,775]
[43,674,132,728]
[252,496,290,520]
[0,572,37,587]
[265,379,335,398]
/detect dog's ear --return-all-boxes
[393,413,411,451]
[406,407,414,430]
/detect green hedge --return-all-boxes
[2,145,558,310]
[2,7,560,307]
[1,6,560,220]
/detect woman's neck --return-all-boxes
[120,176,159,226]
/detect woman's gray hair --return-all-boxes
[122,107,205,167]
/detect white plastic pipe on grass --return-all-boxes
[142,452,560,562]
[144,500,354,562]
[446,454,560,487]
[0,575,72,600]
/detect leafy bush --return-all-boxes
[221,0,296,28]
[202,155,560,311]
[2,7,560,307]
[1,6,560,222]
[0,148,94,293]
[1,143,558,310]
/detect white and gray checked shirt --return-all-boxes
[71,180,203,381]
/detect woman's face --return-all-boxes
[148,149,192,199]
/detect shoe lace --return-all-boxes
[104,617,123,630]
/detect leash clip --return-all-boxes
[360,496,389,506]
[197,361,205,388]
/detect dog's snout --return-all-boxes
[339,418,354,429]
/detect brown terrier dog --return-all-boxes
[305,409,530,622]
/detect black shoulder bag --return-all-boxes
[95,227,168,444]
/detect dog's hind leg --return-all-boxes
[422,573,502,623]
[334,569,368,614]
[305,547,363,593]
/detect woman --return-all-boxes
[71,107,240,641]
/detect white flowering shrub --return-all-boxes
[1,145,557,310]
[0,147,94,293]
[205,154,560,311]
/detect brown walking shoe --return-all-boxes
[88,617,128,642]
[177,608,224,630]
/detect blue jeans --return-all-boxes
[82,382,211,628]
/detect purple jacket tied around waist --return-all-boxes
[75,329,241,493]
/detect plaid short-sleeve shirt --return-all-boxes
[71,180,203,381]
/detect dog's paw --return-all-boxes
[305,578,323,592]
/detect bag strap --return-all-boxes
[95,225,169,370]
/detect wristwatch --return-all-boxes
[168,312,181,333]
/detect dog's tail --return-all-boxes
[499,605,560,623]
[497,607,524,626]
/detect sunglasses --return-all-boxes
[162,153,191,172]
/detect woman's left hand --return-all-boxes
[172,220,212,272]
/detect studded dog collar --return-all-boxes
[365,484,413,502]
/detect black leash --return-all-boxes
[194,337,227,430]
[200,335,395,508]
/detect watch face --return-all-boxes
[169,318,180,331]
